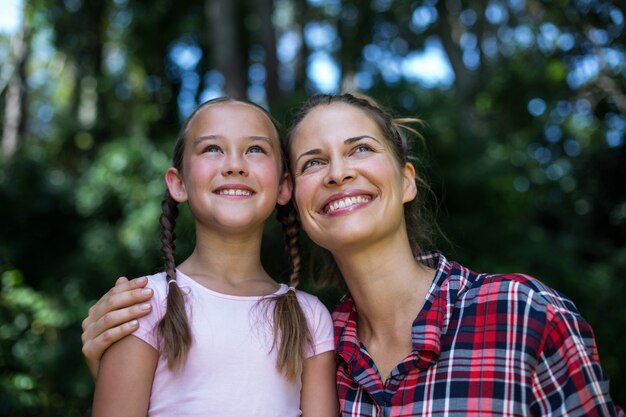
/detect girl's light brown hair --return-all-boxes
[159,97,311,379]
[285,92,439,286]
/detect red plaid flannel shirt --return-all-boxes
[333,252,622,417]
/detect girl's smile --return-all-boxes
[166,101,291,234]
[214,184,255,197]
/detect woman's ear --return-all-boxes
[165,167,187,203]
[276,172,293,206]
[402,162,418,203]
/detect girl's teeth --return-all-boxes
[220,189,251,196]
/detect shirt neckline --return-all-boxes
[174,269,288,301]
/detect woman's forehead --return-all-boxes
[291,102,381,141]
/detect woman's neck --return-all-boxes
[333,232,435,337]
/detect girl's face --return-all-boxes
[288,102,417,252]
[166,102,291,234]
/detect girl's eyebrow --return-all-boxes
[193,135,218,146]
[295,135,380,164]
[193,135,274,146]
[248,136,275,146]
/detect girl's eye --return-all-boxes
[203,145,221,153]
[247,145,266,154]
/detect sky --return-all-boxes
[0,0,21,34]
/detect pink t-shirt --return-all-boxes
[133,270,334,417]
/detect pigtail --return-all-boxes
[158,190,192,369]
[271,203,312,380]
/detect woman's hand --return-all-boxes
[81,276,154,379]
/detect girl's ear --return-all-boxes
[165,167,187,203]
[276,172,293,206]
[402,162,418,203]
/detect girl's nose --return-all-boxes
[222,154,248,176]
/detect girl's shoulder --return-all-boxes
[142,271,169,302]
[293,289,332,319]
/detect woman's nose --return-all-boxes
[324,159,355,186]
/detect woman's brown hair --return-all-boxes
[158,97,311,379]
[285,92,439,286]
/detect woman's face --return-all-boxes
[288,102,417,252]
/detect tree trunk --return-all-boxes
[2,22,30,163]
[255,0,280,105]
[206,0,247,98]
[294,0,310,91]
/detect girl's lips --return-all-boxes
[320,191,374,215]
[214,185,255,196]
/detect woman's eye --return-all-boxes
[301,159,322,171]
[354,144,374,153]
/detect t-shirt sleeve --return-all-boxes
[300,294,334,359]
[132,275,166,350]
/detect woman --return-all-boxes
[83,93,621,416]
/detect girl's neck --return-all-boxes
[177,224,278,295]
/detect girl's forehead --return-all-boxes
[188,102,279,138]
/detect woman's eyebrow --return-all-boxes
[344,135,380,144]
[295,148,321,164]
[295,135,381,164]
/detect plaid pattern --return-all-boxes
[333,252,621,417]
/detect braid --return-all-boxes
[270,203,312,380]
[276,203,302,285]
[157,190,192,369]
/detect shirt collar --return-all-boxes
[333,251,473,367]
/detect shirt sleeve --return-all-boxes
[299,293,335,359]
[132,276,166,351]
[530,304,619,416]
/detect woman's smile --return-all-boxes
[289,102,415,250]
[320,190,374,215]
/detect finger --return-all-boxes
[94,279,152,318]
[84,300,152,342]
[107,276,148,296]
[82,318,140,362]
[114,276,130,286]
[82,277,152,332]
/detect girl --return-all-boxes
[90,97,337,417]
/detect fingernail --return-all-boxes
[141,289,152,296]
[140,303,151,311]
[129,320,138,327]
[137,276,147,284]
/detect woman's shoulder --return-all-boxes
[470,271,581,316]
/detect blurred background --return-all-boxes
[0,0,624,415]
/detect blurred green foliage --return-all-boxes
[1,0,624,415]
